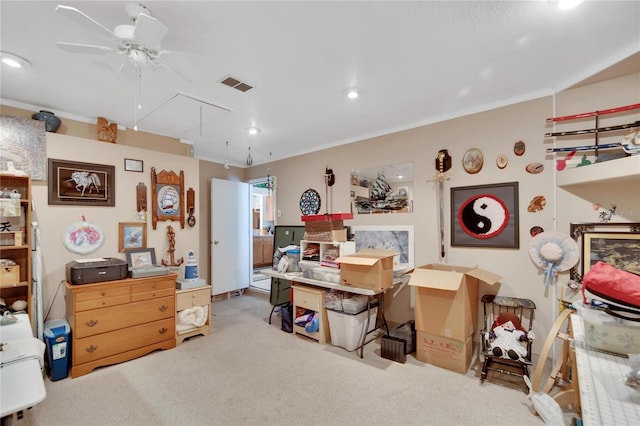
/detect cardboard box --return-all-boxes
[409,264,500,340]
[303,229,347,242]
[304,220,344,233]
[336,249,395,292]
[416,331,472,374]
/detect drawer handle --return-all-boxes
[85,319,98,327]
[159,327,168,334]
[101,292,106,296]
[152,284,157,289]
[159,305,168,312]
[85,345,98,353]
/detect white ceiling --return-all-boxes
[1,1,639,167]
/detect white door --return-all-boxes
[211,178,251,295]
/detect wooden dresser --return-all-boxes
[65,274,177,378]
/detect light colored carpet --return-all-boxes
[17,289,553,426]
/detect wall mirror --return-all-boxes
[350,162,413,214]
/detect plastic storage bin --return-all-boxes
[342,295,368,314]
[44,319,71,381]
[327,306,378,351]
[286,248,301,272]
[575,303,640,355]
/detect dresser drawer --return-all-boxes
[293,286,323,312]
[74,286,131,312]
[176,287,210,310]
[74,296,175,338]
[132,278,175,302]
[74,317,175,365]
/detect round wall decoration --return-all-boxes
[514,140,526,156]
[496,154,508,169]
[299,188,321,215]
[63,221,104,254]
[458,194,509,239]
[462,148,483,174]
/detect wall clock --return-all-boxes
[151,167,185,230]
[299,188,321,215]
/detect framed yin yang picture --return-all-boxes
[450,182,519,248]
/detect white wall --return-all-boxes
[245,73,639,354]
[33,134,200,321]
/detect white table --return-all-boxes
[0,314,47,419]
[571,314,640,426]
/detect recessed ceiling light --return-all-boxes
[558,0,583,10]
[0,51,30,68]
[346,88,359,100]
[248,127,261,135]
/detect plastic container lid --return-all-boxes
[287,249,301,254]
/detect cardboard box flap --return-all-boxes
[408,267,465,291]
[336,249,396,266]
[466,268,502,285]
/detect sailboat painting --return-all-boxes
[157,185,180,215]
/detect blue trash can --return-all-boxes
[44,319,70,381]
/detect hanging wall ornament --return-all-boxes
[429,149,452,259]
[62,216,104,254]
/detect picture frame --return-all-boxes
[351,225,414,269]
[124,158,143,172]
[150,167,185,230]
[451,181,519,248]
[48,159,115,206]
[118,222,147,252]
[125,247,157,268]
[569,222,640,282]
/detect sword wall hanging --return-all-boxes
[429,149,452,259]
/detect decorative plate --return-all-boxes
[299,188,321,215]
[496,154,508,169]
[462,148,483,174]
[514,140,526,156]
[63,221,104,254]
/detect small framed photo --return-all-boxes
[125,248,157,268]
[124,158,144,172]
[118,222,147,252]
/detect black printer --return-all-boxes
[66,257,129,285]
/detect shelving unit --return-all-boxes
[0,174,32,328]
[292,284,329,343]
[176,284,211,344]
[300,240,355,267]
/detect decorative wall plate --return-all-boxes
[462,148,483,174]
[63,221,104,254]
[299,188,321,215]
[514,140,526,156]
[496,154,508,169]
[526,162,544,174]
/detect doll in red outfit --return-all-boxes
[486,312,534,361]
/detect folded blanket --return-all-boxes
[177,305,208,327]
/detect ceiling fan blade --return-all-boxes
[55,5,118,39]
[133,13,168,48]
[56,42,117,55]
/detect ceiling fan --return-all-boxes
[55,2,177,72]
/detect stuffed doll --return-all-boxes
[487,312,533,361]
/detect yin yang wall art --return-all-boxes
[450,182,519,248]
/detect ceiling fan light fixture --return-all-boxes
[246,147,253,166]
[0,52,30,68]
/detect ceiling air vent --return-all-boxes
[220,76,253,92]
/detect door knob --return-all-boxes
[213,240,219,245]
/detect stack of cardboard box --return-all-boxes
[408,264,500,373]
[300,213,352,242]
